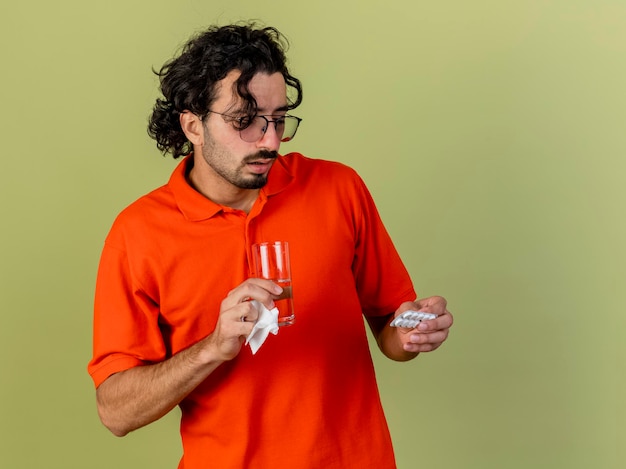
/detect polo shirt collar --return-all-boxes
[261,154,293,197]
[169,153,294,221]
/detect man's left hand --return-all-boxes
[394,296,453,354]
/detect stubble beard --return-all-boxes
[201,136,278,190]
[238,150,279,189]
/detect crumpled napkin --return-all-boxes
[245,300,279,354]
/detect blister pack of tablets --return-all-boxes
[390,311,437,328]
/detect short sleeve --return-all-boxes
[350,175,416,317]
[87,230,167,388]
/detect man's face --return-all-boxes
[200,71,288,190]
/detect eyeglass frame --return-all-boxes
[203,110,303,143]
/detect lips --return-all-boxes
[243,151,278,175]
[246,159,274,174]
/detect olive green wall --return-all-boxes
[1,1,624,468]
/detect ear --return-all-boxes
[179,111,205,147]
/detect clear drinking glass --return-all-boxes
[251,241,295,326]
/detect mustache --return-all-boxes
[242,151,278,164]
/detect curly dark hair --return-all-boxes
[147,23,303,158]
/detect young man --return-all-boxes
[89,24,453,468]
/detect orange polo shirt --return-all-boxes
[89,153,416,468]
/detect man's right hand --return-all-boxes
[204,278,283,361]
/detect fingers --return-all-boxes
[403,340,441,353]
[407,296,453,332]
[394,298,453,333]
[217,278,283,336]
[394,296,454,354]
[412,295,448,317]
[214,300,259,335]
[414,310,453,333]
[209,300,260,362]
[224,278,283,311]
[401,329,448,353]
[233,300,261,325]
[208,279,285,362]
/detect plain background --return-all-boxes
[1,1,624,468]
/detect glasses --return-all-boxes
[206,111,302,143]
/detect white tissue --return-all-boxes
[245,300,279,354]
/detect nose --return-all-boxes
[256,121,282,152]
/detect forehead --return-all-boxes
[214,70,288,113]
